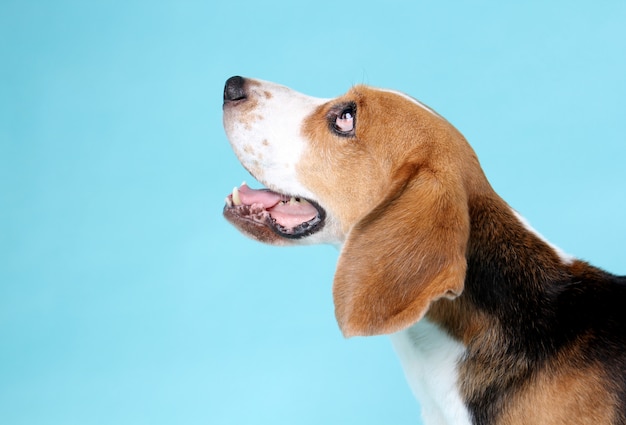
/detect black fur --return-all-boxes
[459,195,626,424]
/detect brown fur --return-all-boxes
[300,86,489,336]
[499,354,616,425]
[296,86,625,423]
[224,78,626,424]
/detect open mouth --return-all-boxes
[223,183,326,239]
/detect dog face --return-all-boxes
[223,76,488,336]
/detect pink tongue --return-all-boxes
[237,184,284,207]
[268,201,318,228]
[237,184,318,228]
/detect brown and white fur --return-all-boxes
[221,76,626,425]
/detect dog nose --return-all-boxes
[224,76,247,103]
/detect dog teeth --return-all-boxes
[225,196,233,207]
[232,186,242,206]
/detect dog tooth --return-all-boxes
[232,186,242,206]
[225,196,233,207]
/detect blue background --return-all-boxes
[1,1,625,424]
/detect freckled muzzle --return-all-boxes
[222,76,327,242]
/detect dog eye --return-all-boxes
[333,106,355,135]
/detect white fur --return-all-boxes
[390,320,472,425]
[223,79,327,200]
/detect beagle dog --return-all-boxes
[221,76,626,425]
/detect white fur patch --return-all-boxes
[223,79,327,200]
[390,319,472,425]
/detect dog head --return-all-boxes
[223,76,489,337]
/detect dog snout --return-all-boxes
[223,76,247,104]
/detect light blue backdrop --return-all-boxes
[1,1,625,424]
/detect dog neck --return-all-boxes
[392,193,572,425]
[410,193,617,424]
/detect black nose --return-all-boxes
[224,76,247,103]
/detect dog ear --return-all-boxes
[333,164,470,337]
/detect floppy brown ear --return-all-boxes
[333,165,470,337]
